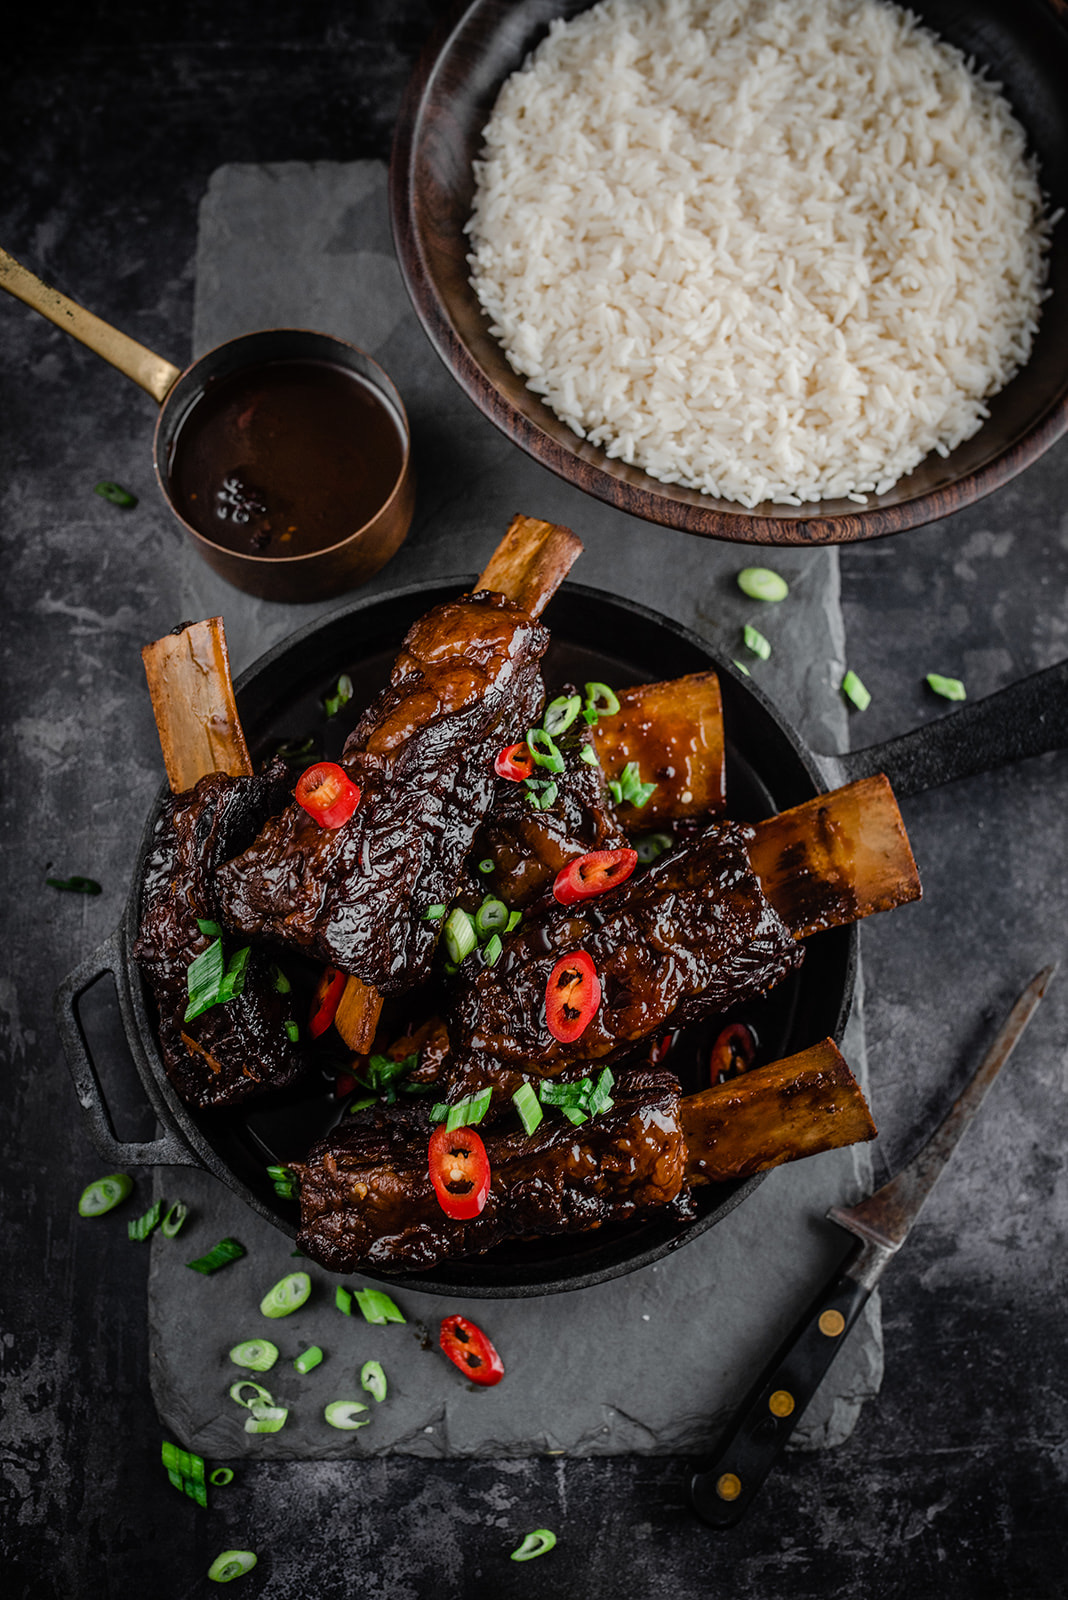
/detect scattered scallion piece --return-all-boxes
[275,734,316,760]
[475,897,508,938]
[477,858,495,874]
[267,1165,298,1201]
[128,1199,163,1242]
[209,1468,234,1487]
[354,1288,406,1326]
[284,1019,300,1043]
[197,918,223,939]
[208,1550,257,1583]
[445,1089,493,1132]
[229,1340,279,1373]
[743,624,771,660]
[269,964,291,994]
[323,673,354,718]
[423,904,447,921]
[525,727,565,774]
[360,1360,387,1403]
[245,1406,288,1434]
[513,1082,543,1135]
[542,693,581,737]
[324,1400,370,1430]
[732,660,751,677]
[94,480,138,508]
[46,875,102,894]
[260,1271,311,1318]
[634,832,672,866]
[926,672,966,701]
[443,907,477,964]
[186,1237,246,1275]
[77,1173,132,1217]
[345,1096,377,1116]
[615,761,657,809]
[561,1105,589,1125]
[229,1379,274,1409]
[584,682,620,719]
[841,669,872,712]
[336,1286,353,1316]
[294,1346,324,1374]
[185,938,252,1023]
[579,745,599,766]
[161,1440,207,1506]
[586,1066,615,1118]
[511,1529,557,1562]
[505,910,522,933]
[160,1200,188,1238]
[737,566,788,602]
[482,933,503,968]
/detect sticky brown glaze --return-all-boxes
[292,1069,689,1274]
[214,593,548,991]
[133,759,310,1111]
[446,822,803,1103]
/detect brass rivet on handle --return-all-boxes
[715,1473,742,1502]
[819,1308,846,1337]
[769,1389,795,1417]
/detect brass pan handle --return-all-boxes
[0,245,182,403]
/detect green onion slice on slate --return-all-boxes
[743,623,771,660]
[841,669,872,712]
[187,1237,246,1275]
[47,875,102,894]
[525,727,565,773]
[208,1549,257,1583]
[511,1529,558,1562]
[634,832,673,865]
[160,1201,188,1238]
[229,1380,275,1410]
[737,566,789,602]
[209,1468,234,1487]
[128,1200,163,1242]
[161,1440,207,1506]
[584,682,620,718]
[926,672,966,701]
[323,673,354,718]
[732,660,751,677]
[324,1400,370,1430]
[354,1288,406,1326]
[94,480,138,508]
[229,1340,279,1373]
[513,1082,543,1135]
[244,1406,288,1434]
[542,693,581,737]
[475,897,508,938]
[260,1271,311,1318]
[78,1173,132,1217]
[360,1360,387,1403]
[294,1346,324,1374]
[482,933,503,968]
[336,1285,353,1316]
[443,907,477,964]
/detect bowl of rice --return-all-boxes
[390,0,1067,544]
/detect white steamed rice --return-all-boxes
[466,0,1055,508]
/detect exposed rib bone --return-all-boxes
[141,618,252,793]
[475,512,583,617]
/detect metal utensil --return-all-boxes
[690,964,1056,1527]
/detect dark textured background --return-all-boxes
[2,3,1066,1597]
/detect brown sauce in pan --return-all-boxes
[169,359,406,557]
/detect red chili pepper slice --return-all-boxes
[308,966,346,1040]
[709,1022,757,1085]
[439,1314,504,1386]
[295,762,361,829]
[545,949,601,1044]
[649,1030,678,1065]
[494,742,535,781]
[552,847,638,906]
[428,1123,491,1220]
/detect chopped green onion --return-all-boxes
[737,566,789,602]
[275,734,316,760]
[294,1346,324,1374]
[445,1089,493,1131]
[208,1550,257,1583]
[511,1529,557,1562]
[209,1468,234,1487]
[482,933,503,968]
[78,1173,132,1217]
[617,761,657,809]
[561,1105,589,1125]
[505,910,522,933]
[267,1165,298,1200]
[542,693,581,737]
[477,858,495,874]
[354,1288,406,1326]
[160,1201,188,1238]
[579,745,599,766]
[161,1440,207,1506]
[323,673,354,718]
[634,832,673,866]
[539,1077,593,1107]
[926,672,966,701]
[423,904,447,920]
[185,939,252,1022]
[229,1380,275,1410]
[336,1286,353,1316]
[525,727,565,774]
[94,480,137,508]
[46,875,102,894]
[429,1102,448,1123]
[743,624,771,660]
[584,682,620,717]
[586,1066,615,1118]
[475,897,508,938]
[841,670,871,712]
[324,1400,370,1430]
[244,1406,288,1434]
[187,1237,246,1275]
[229,1340,279,1373]
[443,907,477,964]
[284,1019,300,1042]
[196,918,223,939]
[536,780,559,810]
[360,1360,387,1403]
[269,964,291,994]
[513,1082,543,1135]
[732,660,751,677]
[345,1096,377,1116]
[260,1271,311,1318]
[217,946,251,1005]
[128,1199,163,1242]
[608,780,622,803]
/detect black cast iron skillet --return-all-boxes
[55,581,1068,1296]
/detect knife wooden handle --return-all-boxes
[690,1258,870,1528]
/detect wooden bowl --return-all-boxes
[390,0,1068,545]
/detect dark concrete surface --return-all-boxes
[2,4,1066,1597]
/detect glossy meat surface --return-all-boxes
[293,1069,689,1273]
[133,759,309,1111]
[214,593,548,991]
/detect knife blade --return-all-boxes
[690,963,1056,1529]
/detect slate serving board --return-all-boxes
[148,160,881,1459]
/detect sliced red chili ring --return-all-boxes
[428,1123,491,1220]
[649,1030,678,1066]
[309,966,346,1040]
[295,762,361,828]
[552,847,639,906]
[439,1314,504,1386]
[494,742,535,782]
[709,1022,757,1085]
[545,949,601,1044]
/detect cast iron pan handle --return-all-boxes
[816,657,1068,798]
[54,928,195,1167]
